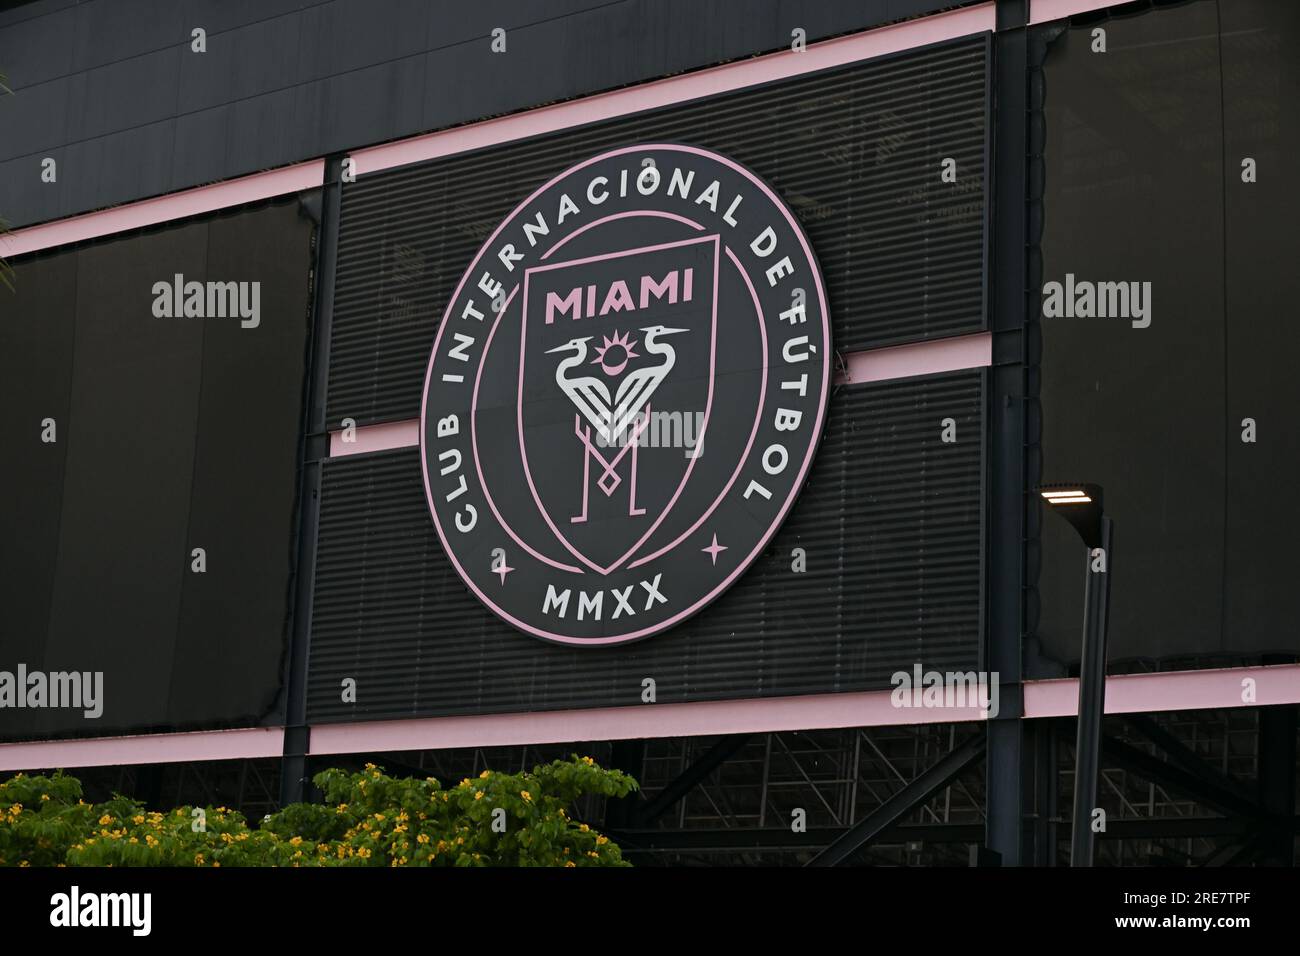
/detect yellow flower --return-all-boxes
[596,835,608,845]
[417,834,430,844]
[133,815,145,824]
[374,813,385,822]
[579,823,589,832]
[582,756,595,766]
[474,792,484,801]
[40,794,51,801]
[565,860,576,867]
[194,853,204,865]
[336,803,348,813]
[98,814,113,825]
[290,836,303,846]
[520,791,532,802]
[459,778,471,788]
[479,770,491,779]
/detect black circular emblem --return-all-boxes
[421,143,831,646]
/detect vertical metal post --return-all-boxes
[1070,516,1112,866]
[279,154,343,808]
[986,0,1030,867]
[1257,701,1297,866]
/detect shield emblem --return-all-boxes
[518,235,719,575]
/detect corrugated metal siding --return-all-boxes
[327,38,989,426]
[307,370,984,722]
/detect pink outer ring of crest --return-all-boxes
[419,143,832,647]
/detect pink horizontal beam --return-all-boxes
[2,665,1292,769]
[837,332,991,385]
[0,160,326,259]
[1023,663,1300,718]
[308,688,985,754]
[328,332,995,460]
[1029,0,1127,25]
[329,419,421,457]
[0,727,284,773]
[351,4,996,176]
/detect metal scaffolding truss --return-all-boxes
[38,704,1298,867]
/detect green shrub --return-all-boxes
[0,756,636,867]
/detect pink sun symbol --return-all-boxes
[592,330,640,376]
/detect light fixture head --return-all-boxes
[1038,482,1105,548]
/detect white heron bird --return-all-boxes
[546,325,687,445]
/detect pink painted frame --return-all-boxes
[0,727,284,773]
[0,160,325,258]
[348,4,999,178]
[2,665,1297,769]
[1030,0,1130,26]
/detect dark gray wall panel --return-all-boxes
[328,38,989,426]
[0,199,315,741]
[1034,0,1300,673]
[38,224,210,736]
[0,0,984,228]
[307,370,983,723]
[0,251,77,740]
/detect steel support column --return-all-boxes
[986,0,1031,867]
[279,155,342,807]
[1257,705,1297,866]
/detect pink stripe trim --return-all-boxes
[1024,664,1300,718]
[837,332,991,384]
[1029,0,1127,25]
[0,727,284,773]
[350,4,996,177]
[3,666,1289,769]
[329,419,422,457]
[327,332,994,459]
[309,689,986,754]
[0,160,326,258]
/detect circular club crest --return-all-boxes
[421,143,831,646]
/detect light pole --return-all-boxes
[1039,483,1112,867]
